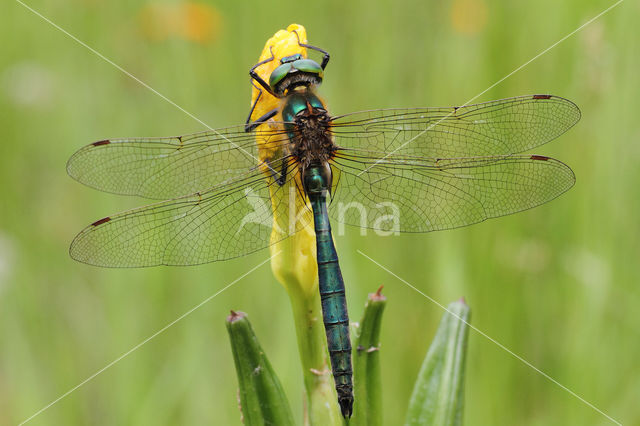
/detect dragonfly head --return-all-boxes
[269,54,323,96]
[302,162,332,196]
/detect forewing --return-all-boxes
[330,95,580,158]
[329,151,575,233]
[69,165,299,267]
[67,125,291,199]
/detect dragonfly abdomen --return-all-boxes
[306,171,354,417]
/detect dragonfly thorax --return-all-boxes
[282,91,337,172]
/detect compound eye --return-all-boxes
[269,63,293,90]
[292,59,323,79]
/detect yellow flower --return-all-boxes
[250,24,318,298]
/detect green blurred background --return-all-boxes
[1,0,638,424]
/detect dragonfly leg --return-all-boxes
[264,157,288,186]
[245,83,279,132]
[249,47,277,96]
[245,107,278,132]
[293,30,330,70]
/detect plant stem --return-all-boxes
[289,289,343,424]
[271,232,344,425]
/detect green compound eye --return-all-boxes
[292,59,323,78]
[269,63,293,89]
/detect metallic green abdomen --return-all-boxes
[304,166,353,417]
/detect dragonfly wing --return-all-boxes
[70,164,299,267]
[67,125,291,199]
[329,95,580,158]
[328,151,575,233]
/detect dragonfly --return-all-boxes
[67,33,580,418]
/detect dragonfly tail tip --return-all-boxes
[338,395,353,418]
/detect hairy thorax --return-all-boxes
[291,109,336,169]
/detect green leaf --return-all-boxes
[352,286,387,426]
[226,311,295,426]
[405,299,471,426]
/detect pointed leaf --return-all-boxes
[405,299,470,426]
[226,311,295,426]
